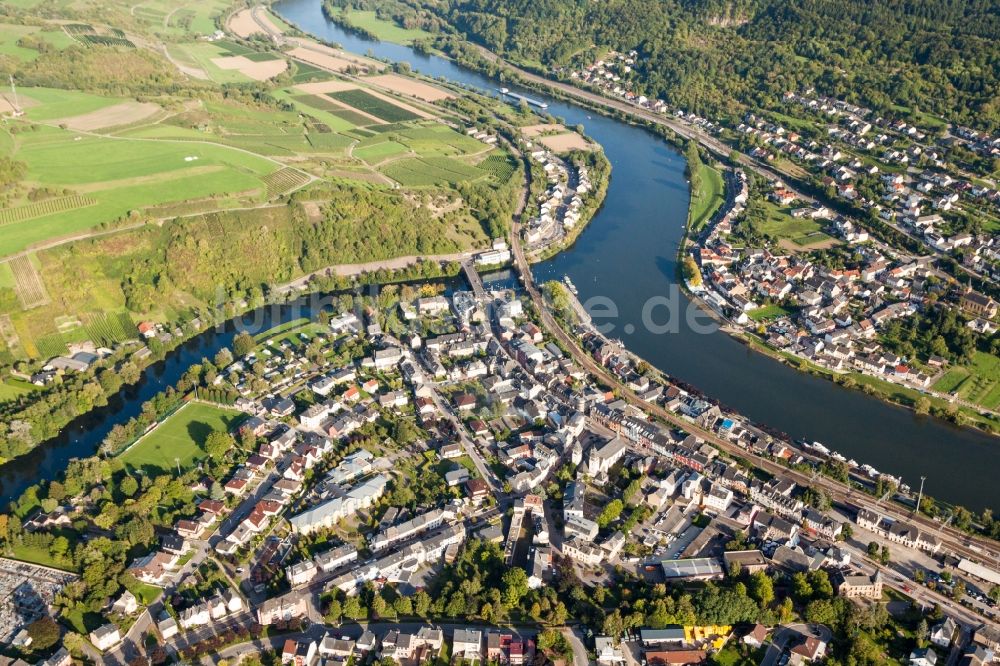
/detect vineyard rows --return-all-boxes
[263,168,310,198]
[8,255,48,309]
[79,35,136,48]
[0,195,97,226]
[478,154,517,182]
[84,312,136,347]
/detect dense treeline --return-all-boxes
[418,0,1000,130]
[881,303,1000,364]
[324,0,450,33]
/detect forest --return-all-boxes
[410,0,1000,130]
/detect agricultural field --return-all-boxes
[354,139,411,164]
[83,311,136,347]
[395,125,488,156]
[263,167,312,197]
[168,41,258,83]
[1,115,282,256]
[327,89,423,123]
[0,195,97,227]
[8,254,48,309]
[120,402,243,473]
[0,23,75,61]
[478,154,518,183]
[124,0,232,37]
[382,156,487,187]
[22,87,128,121]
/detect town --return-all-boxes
[564,51,1000,285]
[689,167,998,418]
[2,262,999,665]
[554,49,1000,430]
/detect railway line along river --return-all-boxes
[0,0,996,514]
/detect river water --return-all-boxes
[0,0,995,512]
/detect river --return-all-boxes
[0,1,995,513]
[272,0,1000,513]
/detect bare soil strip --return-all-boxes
[227,9,263,38]
[294,80,358,94]
[365,74,453,102]
[53,101,161,131]
[538,132,593,152]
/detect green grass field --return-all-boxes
[931,351,1000,409]
[688,163,725,231]
[0,24,74,62]
[0,117,279,256]
[124,579,162,605]
[120,402,243,473]
[0,377,38,403]
[22,87,127,120]
[327,8,433,44]
[758,202,838,248]
[355,140,410,163]
[9,541,76,572]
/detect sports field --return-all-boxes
[120,402,243,473]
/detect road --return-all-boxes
[199,620,592,665]
[427,383,503,493]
